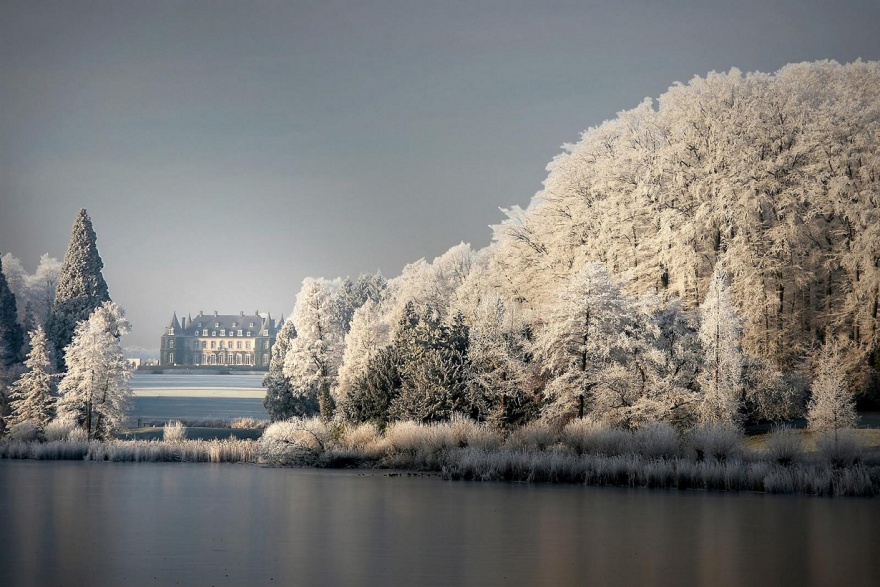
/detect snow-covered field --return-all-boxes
[131,373,264,398]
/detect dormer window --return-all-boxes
[262,330,268,336]
[237,330,242,336]
[202,329,208,336]
[168,328,174,335]
[246,331,251,337]
[249,322,254,328]
[215,322,220,328]
[212,331,217,336]
[198,322,202,328]
[220,330,226,336]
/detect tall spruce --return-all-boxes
[0,254,24,367]
[8,326,56,430]
[47,210,111,370]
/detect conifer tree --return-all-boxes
[47,209,111,370]
[0,255,24,367]
[8,326,56,430]
[263,319,304,420]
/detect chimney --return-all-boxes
[214,310,218,317]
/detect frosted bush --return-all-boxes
[45,417,78,442]
[765,425,803,466]
[504,421,557,451]
[560,418,604,455]
[816,430,861,468]
[340,422,381,450]
[163,421,187,442]
[7,421,40,442]
[66,427,88,442]
[384,421,425,454]
[633,421,680,459]
[258,418,330,466]
[688,424,743,462]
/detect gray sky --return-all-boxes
[1,0,878,348]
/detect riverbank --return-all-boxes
[2,418,879,497]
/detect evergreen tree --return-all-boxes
[47,209,111,370]
[0,254,24,367]
[263,319,303,421]
[8,326,56,430]
[57,302,131,439]
[343,346,402,425]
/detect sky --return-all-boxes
[1,0,878,348]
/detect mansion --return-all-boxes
[159,310,280,368]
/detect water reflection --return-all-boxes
[0,462,877,586]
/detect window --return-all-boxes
[169,340,174,349]
[212,331,216,336]
[203,329,208,336]
[201,341,207,349]
[262,329,268,336]
[198,322,202,328]
[193,341,199,350]
[211,341,216,349]
[235,354,241,365]
[246,341,251,349]
[220,341,225,349]
[220,329,226,336]
[249,322,254,328]
[215,322,220,328]
[237,330,242,336]
[168,328,174,335]
[263,340,269,349]
[262,355,269,366]
[246,331,251,337]
[236,341,242,349]
[209,355,216,365]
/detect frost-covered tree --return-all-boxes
[534,263,635,422]
[487,61,880,399]
[697,264,743,425]
[808,341,858,433]
[466,294,537,429]
[335,300,392,408]
[283,279,345,421]
[0,253,61,328]
[47,210,111,370]
[0,255,24,367]
[263,319,303,421]
[336,272,387,331]
[57,302,132,439]
[8,326,56,430]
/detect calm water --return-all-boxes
[1,462,878,586]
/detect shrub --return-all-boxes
[7,421,40,442]
[45,417,78,442]
[258,418,330,466]
[66,427,88,443]
[505,420,557,451]
[816,429,861,468]
[163,421,187,442]
[688,424,743,462]
[633,421,680,459]
[765,425,803,466]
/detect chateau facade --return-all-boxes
[159,311,280,368]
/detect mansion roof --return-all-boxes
[164,311,282,337]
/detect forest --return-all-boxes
[266,60,880,434]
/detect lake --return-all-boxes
[1,461,877,586]
[130,373,268,424]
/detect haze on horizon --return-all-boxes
[2,0,878,348]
